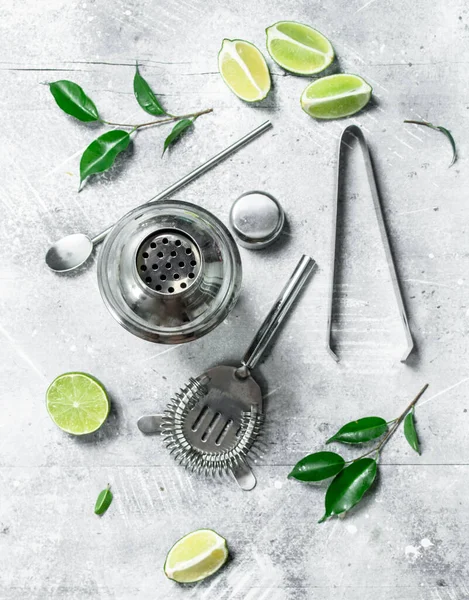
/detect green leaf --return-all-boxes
[288,452,345,482]
[49,80,100,122]
[94,485,113,516]
[437,126,457,166]
[404,120,457,167]
[319,458,377,522]
[326,417,387,445]
[162,119,193,156]
[404,407,420,454]
[133,65,166,116]
[79,130,131,188]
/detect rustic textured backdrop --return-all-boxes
[1,0,468,598]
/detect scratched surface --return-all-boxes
[1,0,469,598]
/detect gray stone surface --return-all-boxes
[1,0,468,598]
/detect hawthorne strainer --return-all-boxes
[138,255,316,490]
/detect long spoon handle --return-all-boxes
[238,255,316,376]
[91,120,272,245]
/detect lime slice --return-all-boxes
[266,21,334,75]
[218,39,271,102]
[301,73,372,119]
[46,372,110,435]
[164,529,228,584]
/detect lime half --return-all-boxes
[218,39,271,102]
[266,21,334,75]
[46,372,110,435]
[164,529,228,584]
[301,73,372,119]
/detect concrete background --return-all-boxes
[1,0,468,598]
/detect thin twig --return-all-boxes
[349,384,429,463]
[404,120,427,126]
[102,107,213,130]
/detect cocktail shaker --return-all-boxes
[98,200,242,344]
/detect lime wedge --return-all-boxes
[164,529,228,584]
[218,39,271,102]
[46,372,110,435]
[266,21,334,75]
[301,73,372,119]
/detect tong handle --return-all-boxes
[238,255,315,376]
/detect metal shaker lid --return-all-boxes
[229,191,284,250]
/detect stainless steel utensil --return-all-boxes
[98,200,242,344]
[138,255,316,490]
[326,124,414,363]
[45,120,272,273]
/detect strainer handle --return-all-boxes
[239,255,316,375]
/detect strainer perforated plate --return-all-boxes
[136,230,201,295]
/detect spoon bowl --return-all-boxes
[45,233,93,273]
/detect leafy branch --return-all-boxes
[288,384,429,523]
[49,65,213,190]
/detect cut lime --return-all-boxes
[301,73,372,119]
[164,529,228,584]
[218,39,271,102]
[266,21,334,75]
[46,372,110,435]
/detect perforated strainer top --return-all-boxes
[136,230,201,295]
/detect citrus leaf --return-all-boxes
[319,458,377,522]
[404,407,420,454]
[162,119,193,156]
[79,130,131,188]
[326,417,387,444]
[133,64,166,116]
[437,126,457,167]
[404,120,457,167]
[94,485,113,515]
[288,451,345,482]
[49,80,100,122]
